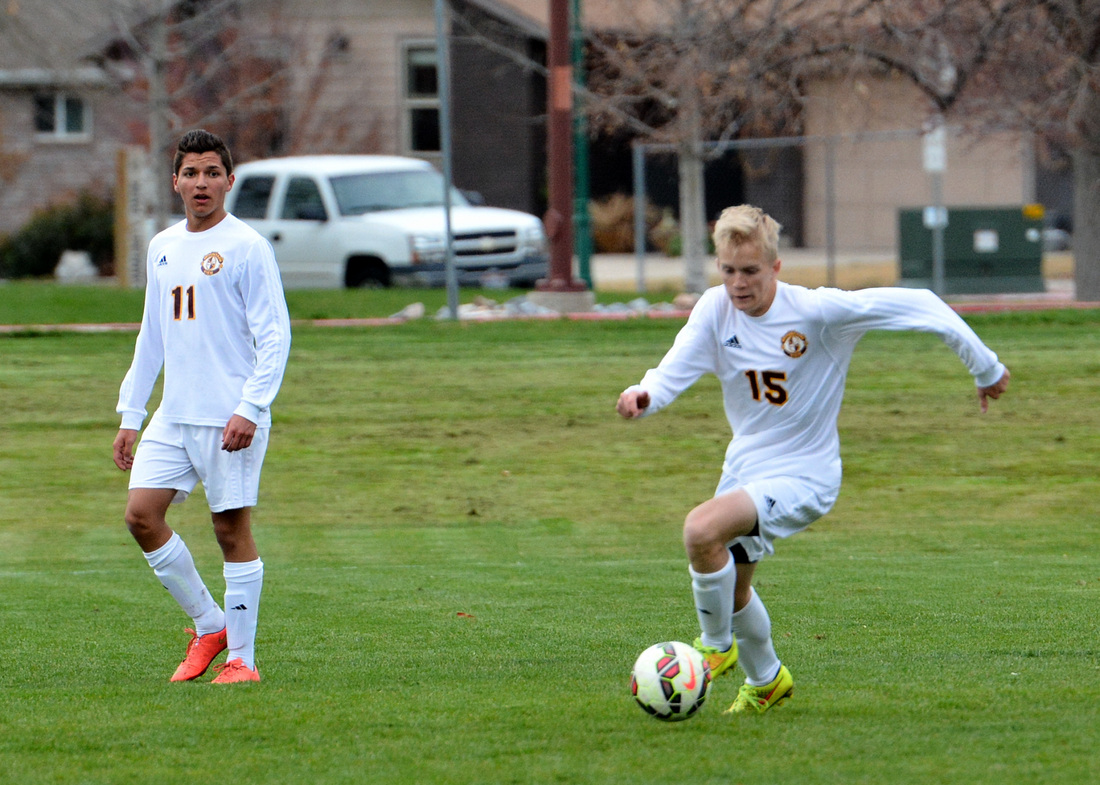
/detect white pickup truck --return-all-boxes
[224,155,548,289]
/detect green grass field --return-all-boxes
[1,289,1098,784]
[0,279,677,324]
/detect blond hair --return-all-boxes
[712,205,782,263]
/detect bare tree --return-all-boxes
[585,1,839,291]
[995,1,1100,301]
[97,0,382,229]
[94,0,292,226]
[830,0,1100,300]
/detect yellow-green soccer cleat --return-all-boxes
[725,664,794,714]
[692,637,738,679]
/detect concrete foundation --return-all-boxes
[527,289,596,314]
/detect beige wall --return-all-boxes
[497,0,668,30]
[802,75,1030,251]
[256,0,437,158]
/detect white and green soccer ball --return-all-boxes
[630,641,711,721]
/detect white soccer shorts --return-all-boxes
[129,411,270,513]
[715,472,839,563]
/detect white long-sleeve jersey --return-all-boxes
[628,282,1004,490]
[117,214,291,431]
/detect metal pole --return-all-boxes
[922,117,947,296]
[632,143,647,293]
[434,0,459,318]
[571,0,592,288]
[539,0,582,291]
[931,170,946,296]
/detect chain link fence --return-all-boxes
[622,126,1058,293]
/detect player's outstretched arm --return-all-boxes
[977,368,1010,413]
[616,390,651,419]
[113,429,138,471]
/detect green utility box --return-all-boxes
[898,206,1045,294]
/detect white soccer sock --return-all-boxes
[223,559,264,670]
[732,587,781,685]
[689,557,736,651]
[143,532,225,635]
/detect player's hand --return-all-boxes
[616,390,651,419]
[113,429,138,471]
[977,368,1010,413]
[222,414,257,452]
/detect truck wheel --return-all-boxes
[345,257,391,288]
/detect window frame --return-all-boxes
[33,91,92,143]
[400,40,441,159]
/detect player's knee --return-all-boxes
[124,505,160,540]
[211,509,253,557]
[211,518,236,549]
[683,507,720,558]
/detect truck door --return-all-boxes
[266,176,341,288]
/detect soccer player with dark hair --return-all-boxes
[113,129,291,684]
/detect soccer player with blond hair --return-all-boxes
[617,204,1009,713]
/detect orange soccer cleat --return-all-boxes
[170,627,227,682]
[211,658,261,684]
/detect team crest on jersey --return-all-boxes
[781,330,808,358]
[200,251,224,276]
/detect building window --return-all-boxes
[34,93,91,140]
[403,44,440,154]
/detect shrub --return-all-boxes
[588,193,662,253]
[0,193,114,279]
[665,230,716,258]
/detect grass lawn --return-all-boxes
[0,295,1097,784]
[0,279,684,325]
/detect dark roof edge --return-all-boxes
[0,67,112,88]
[457,0,548,40]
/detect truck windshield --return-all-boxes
[329,170,469,215]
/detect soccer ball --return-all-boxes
[630,641,711,721]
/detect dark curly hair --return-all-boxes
[173,129,233,176]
